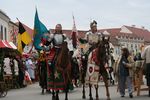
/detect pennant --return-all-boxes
[71,14,78,49]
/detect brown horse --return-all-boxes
[52,42,72,100]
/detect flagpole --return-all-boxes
[16,17,20,22]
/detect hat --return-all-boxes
[90,20,97,28]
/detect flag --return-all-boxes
[71,14,78,49]
[17,22,32,53]
[33,9,49,50]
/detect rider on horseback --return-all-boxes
[85,20,103,54]
[81,20,111,100]
[46,24,66,91]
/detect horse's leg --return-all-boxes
[75,78,78,87]
[103,77,111,100]
[82,83,86,99]
[42,87,44,94]
[41,71,45,94]
[65,85,69,100]
[56,90,59,100]
[52,90,55,100]
[89,84,93,100]
[95,85,99,100]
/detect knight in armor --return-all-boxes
[48,24,66,48]
[85,20,103,53]
[46,24,65,89]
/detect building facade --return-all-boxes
[9,21,18,45]
[99,25,149,60]
[0,9,10,41]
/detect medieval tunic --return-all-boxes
[85,48,108,85]
[85,49,100,85]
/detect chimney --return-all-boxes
[132,25,135,27]
[141,26,145,29]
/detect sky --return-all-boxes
[0,0,150,30]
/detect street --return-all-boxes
[1,82,150,100]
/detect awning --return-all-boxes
[9,42,17,49]
[0,40,17,49]
[0,40,6,48]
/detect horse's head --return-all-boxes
[96,36,110,65]
[55,41,70,69]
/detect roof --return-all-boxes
[124,25,150,42]
[0,9,10,20]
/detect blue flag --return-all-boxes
[33,9,49,50]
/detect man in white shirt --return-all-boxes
[141,45,150,97]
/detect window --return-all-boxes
[135,44,137,49]
[131,44,133,48]
[126,43,129,48]
[5,27,7,40]
[1,25,3,40]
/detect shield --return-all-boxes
[87,63,95,76]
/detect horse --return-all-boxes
[46,42,72,100]
[38,51,48,94]
[72,45,88,99]
[86,36,110,100]
[70,51,80,87]
[73,37,110,100]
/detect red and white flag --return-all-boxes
[71,14,78,49]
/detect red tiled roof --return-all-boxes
[23,24,34,38]
[124,25,150,42]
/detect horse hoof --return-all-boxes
[82,95,86,99]
[107,97,111,100]
[41,90,44,95]
[90,97,93,100]
[96,97,99,100]
[52,96,55,100]
[56,96,59,100]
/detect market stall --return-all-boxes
[0,40,22,89]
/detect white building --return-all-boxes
[100,25,150,60]
[0,9,10,41]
